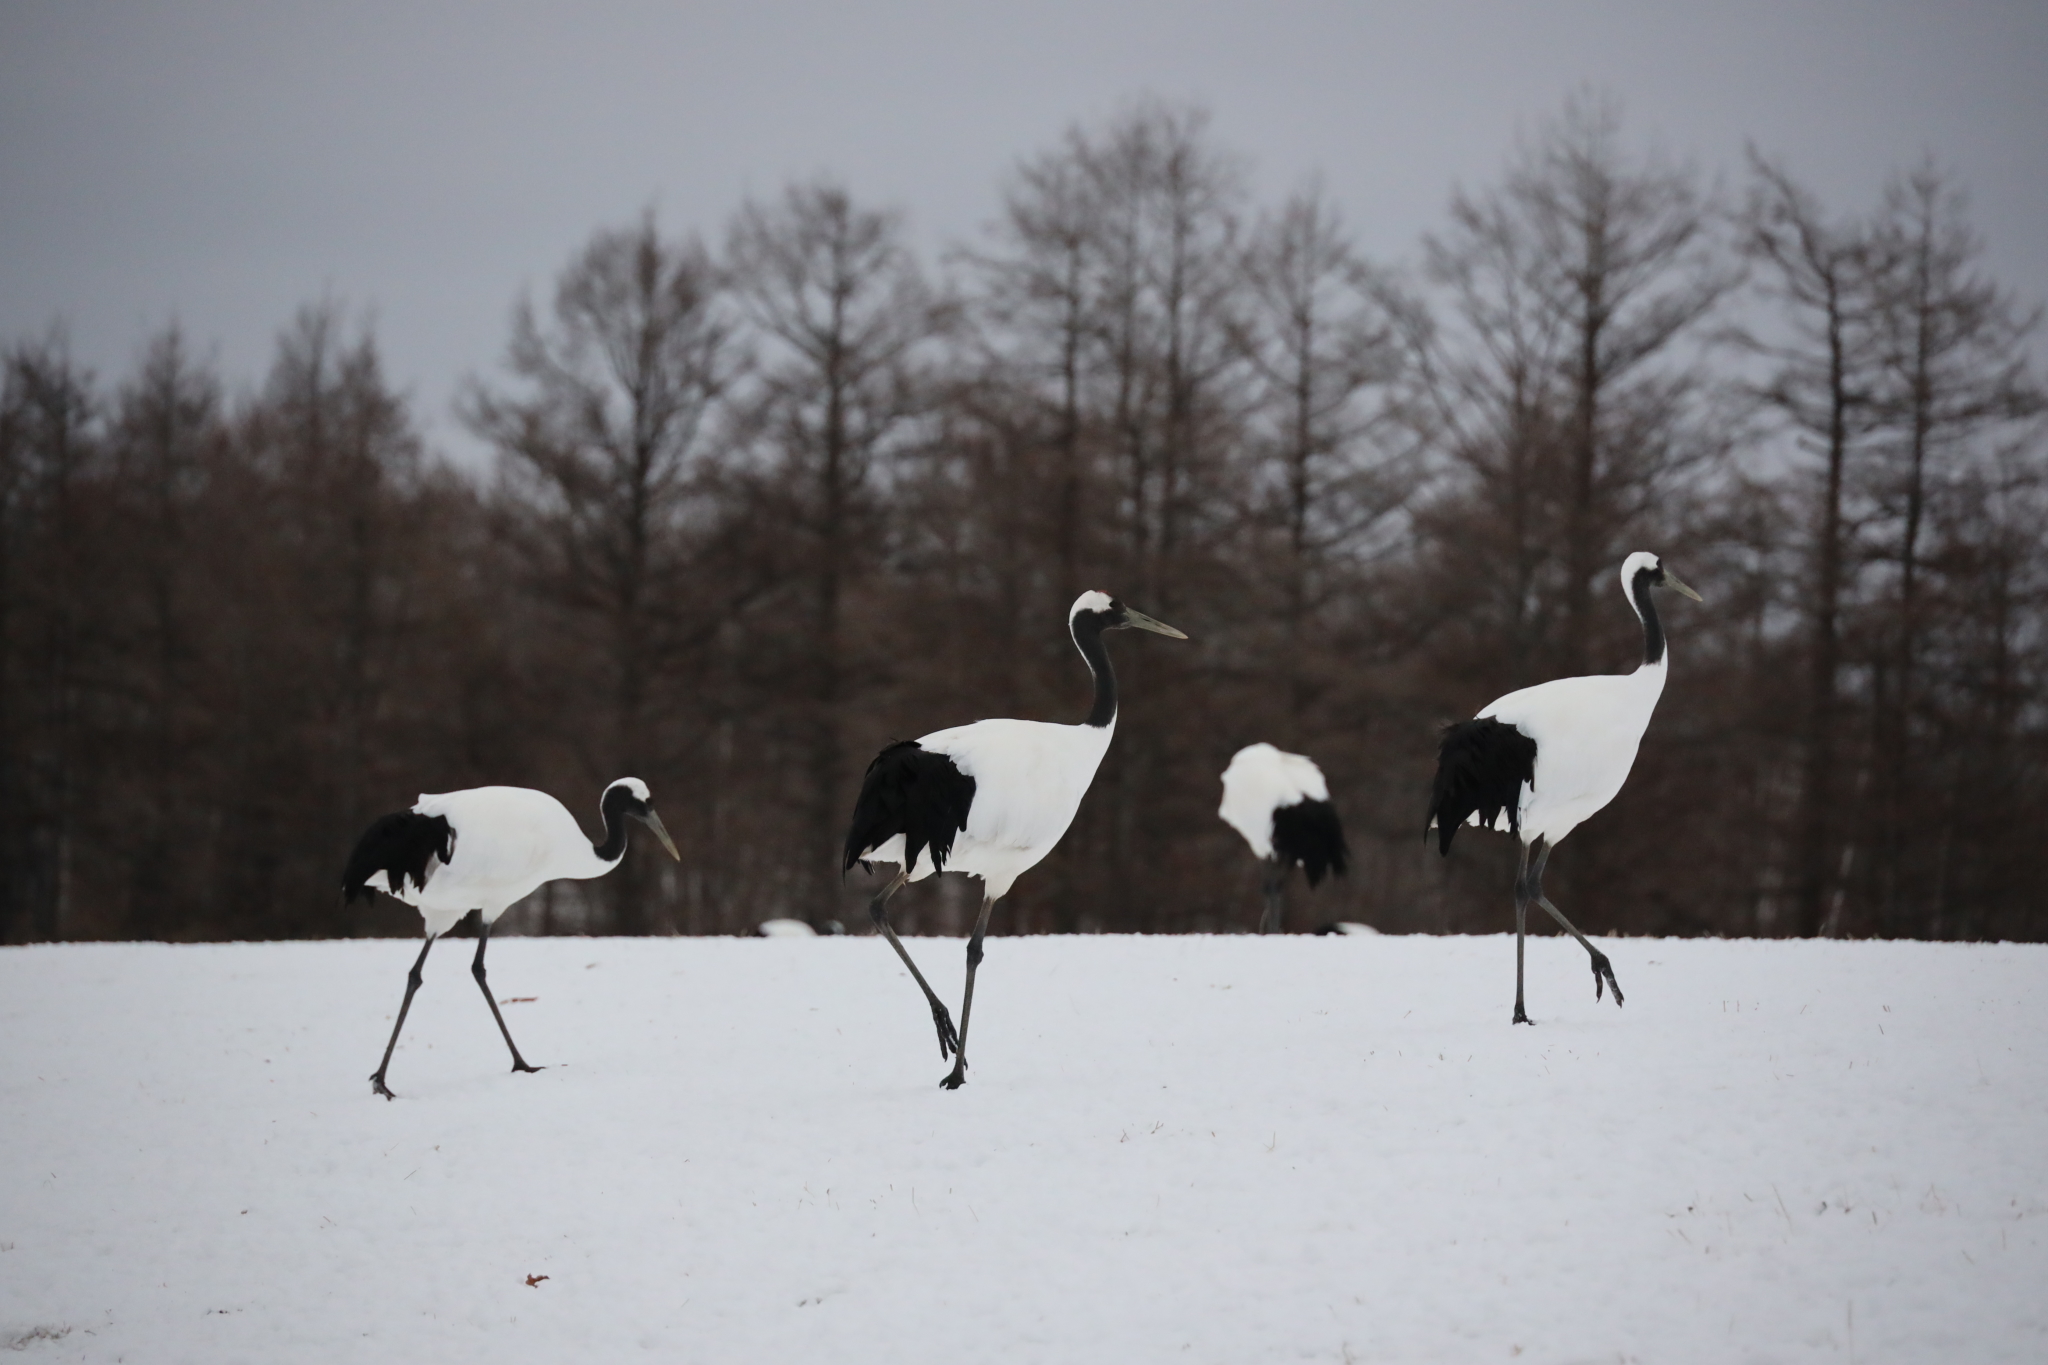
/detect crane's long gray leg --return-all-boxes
[1259,859,1286,934]
[470,916,542,1074]
[1512,840,1535,1025]
[868,868,959,1059]
[941,893,998,1090]
[370,934,437,1099]
[1528,842,1624,1007]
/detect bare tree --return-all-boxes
[255,305,425,823]
[0,309,497,944]
[1057,102,1251,930]
[1422,92,1735,678]
[1236,185,1412,731]
[1072,101,1249,607]
[1912,447,2048,940]
[469,215,740,933]
[1857,163,2044,933]
[1527,93,1736,670]
[191,305,444,938]
[1401,92,1739,933]
[0,334,98,941]
[102,326,226,934]
[726,179,946,922]
[1740,151,1888,936]
[10,109,2048,949]
[967,147,1102,598]
[1407,173,1574,690]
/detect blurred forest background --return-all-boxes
[4,95,2043,945]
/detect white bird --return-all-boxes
[342,778,680,1098]
[842,591,1187,1088]
[1219,743,1350,933]
[1425,551,1701,1023]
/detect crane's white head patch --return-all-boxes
[1070,590,1116,620]
[1620,551,1663,591]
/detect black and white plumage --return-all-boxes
[843,590,1187,1089]
[1426,551,1701,1024]
[1218,743,1350,933]
[343,777,680,1098]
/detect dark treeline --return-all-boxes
[4,95,2043,944]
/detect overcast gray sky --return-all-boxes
[4,1,2044,463]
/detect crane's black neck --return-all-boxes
[593,785,635,863]
[1074,612,1118,728]
[1632,569,1666,667]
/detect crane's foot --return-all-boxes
[939,1059,969,1090]
[932,1004,960,1059]
[1591,952,1625,1007]
[370,1072,397,1100]
[1512,1003,1533,1026]
[510,1060,543,1075]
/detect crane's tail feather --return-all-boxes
[342,812,454,903]
[1272,797,1349,887]
[1425,718,1536,856]
[841,741,976,879]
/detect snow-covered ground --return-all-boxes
[3,932,2043,1363]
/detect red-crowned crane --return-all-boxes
[1218,743,1350,933]
[1426,552,1701,1023]
[342,778,680,1098]
[843,591,1186,1089]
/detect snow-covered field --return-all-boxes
[3,932,2043,1363]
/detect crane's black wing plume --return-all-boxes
[342,812,455,904]
[842,740,977,877]
[1426,718,1537,856]
[1272,798,1350,887]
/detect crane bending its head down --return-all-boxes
[1219,743,1350,933]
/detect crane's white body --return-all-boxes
[1463,552,1678,847]
[863,717,1115,900]
[1219,743,1331,859]
[363,785,622,937]
[1475,660,1668,847]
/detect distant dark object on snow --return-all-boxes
[1315,922,1380,936]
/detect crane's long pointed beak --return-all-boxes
[1665,571,1703,603]
[643,809,681,861]
[1124,607,1188,639]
